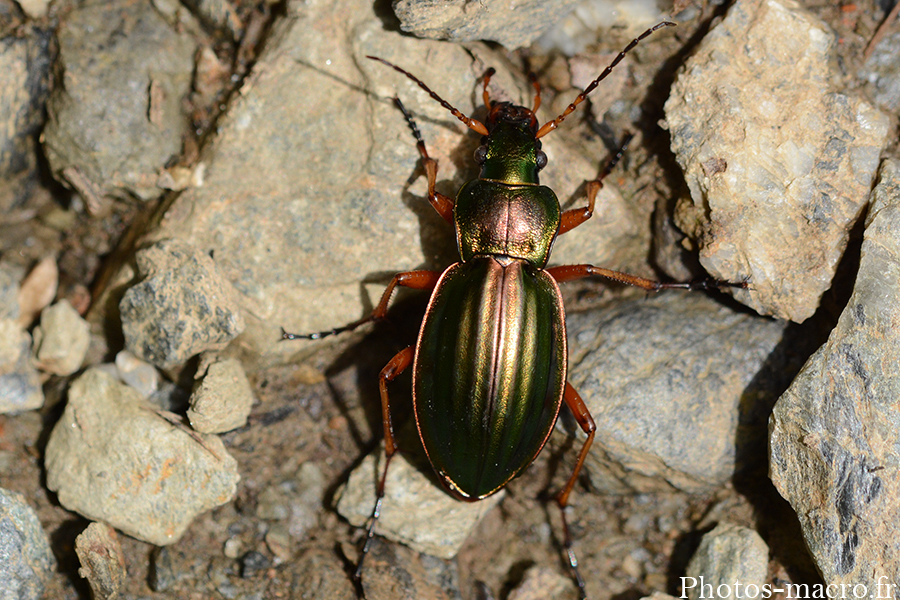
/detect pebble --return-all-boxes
[33,299,90,376]
[188,357,255,434]
[0,488,55,600]
[45,368,240,545]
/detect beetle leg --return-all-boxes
[556,382,596,600]
[558,133,633,235]
[282,270,442,340]
[355,346,415,580]
[547,264,748,293]
[394,98,455,224]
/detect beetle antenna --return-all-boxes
[535,21,676,139]
[482,67,496,110]
[367,56,489,136]
[528,70,542,113]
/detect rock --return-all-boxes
[0,27,51,213]
[0,488,55,600]
[862,29,900,113]
[0,319,44,414]
[683,522,769,600]
[147,0,651,367]
[393,0,580,49]
[336,447,503,559]
[74,523,127,600]
[359,539,461,600]
[536,0,670,54]
[288,545,357,600]
[567,291,789,494]
[42,0,196,205]
[45,368,240,545]
[33,299,90,376]
[256,462,326,541]
[507,565,573,600]
[119,239,245,369]
[642,593,680,600]
[664,0,890,322]
[16,257,57,328]
[114,350,159,398]
[188,357,255,434]
[0,265,19,321]
[770,159,900,586]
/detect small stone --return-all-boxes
[240,550,270,578]
[188,357,254,434]
[393,0,580,49]
[0,320,44,414]
[45,368,240,545]
[288,546,357,600]
[119,239,245,369]
[0,488,55,600]
[34,299,90,376]
[664,0,890,322]
[265,524,293,564]
[507,566,573,600]
[335,448,503,559]
[0,266,19,321]
[0,29,51,215]
[74,522,127,600]
[16,0,51,18]
[223,536,243,559]
[114,350,159,398]
[256,484,291,521]
[360,539,461,600]
[684,522,769,600]
[16,257,57,328]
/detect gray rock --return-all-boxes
[535,0,670,55]
[33,299,90,376]
[862,29,900,113]
[0,319,43,414]
[0,488,55,600]
[45,368,240,545]
[0,28,51,214]
[188,357,254,434]
[567,291,789,494]
[114,350,159,398]
[336,447,503,559]
[288,546,358,600]
[0,265,19,321]
[664,0,890,322]
[42,0,195,205]
[770,159,900,586]
[684,522,769,600]
[119,239,245,369]
[392,0,580,49]
[358,538,462,600]
[74,522,127,600]
[147,0,652,368]
[256,462,326,542]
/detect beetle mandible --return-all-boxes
[284,21,743,598]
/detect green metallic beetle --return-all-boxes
[284,21,741,599]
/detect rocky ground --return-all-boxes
[1,0,899,598]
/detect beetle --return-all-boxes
[284,21,744,598]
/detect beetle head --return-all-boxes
[476,101,546,184]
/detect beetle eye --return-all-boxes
[535,150,547,170]
[474,145,488,164]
